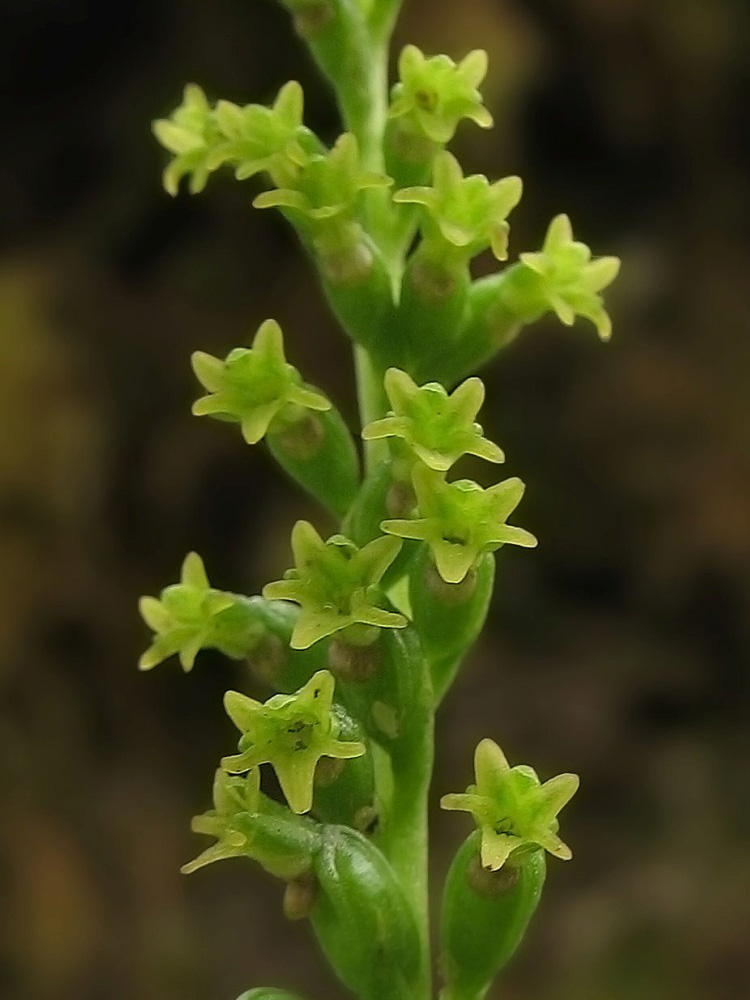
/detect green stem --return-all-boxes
[355,345,389,474]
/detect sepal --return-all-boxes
[221,670,365,814]
[138,552,263,671]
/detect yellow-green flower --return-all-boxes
[152,84,224,195]
[362,368,504,472]
[191,319,331,445]
[263,522,406,649]
[182,768,262,873]
[442,739,579,870]
[394,152,522,262]
[138,552,263,671]
[222,670,365,814]
[389,46,493,144]
[519,214,620,341]
[382,466,536,584]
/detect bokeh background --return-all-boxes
[2,1,750,998]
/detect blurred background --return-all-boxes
[1,0,749,998]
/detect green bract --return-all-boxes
[262,521,407,648]
[191,319,331,444]
[138,552,263,671]
[394,152,523,262]
[382,465,537,584]
[363,368,504,472]
[441,738,579,871]
[518,214,621,341]
[221,670,366,814]
[389,45,493,144]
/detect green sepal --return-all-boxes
[138,552,264,672]
[311,824,422,1000]
[263,521,407,649]
[409,548,495,704]
[222,670,366,814]
[267,406,360,518]
[191,319,331,445]
[440,832,546,1000]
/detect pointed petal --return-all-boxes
[275,754,318,813]
[253,319,286,362]
[536,829,573,861]
[384,367,418,413]
[179,632,204,671]
[433,540,478,584]
[273,80,304,127]
[545,213,573,252]
[469,437,505,464]
[458,48,489,88]
[355,534,402,584]
[488,525,538,549]
[392,186,433,207]
[475,738,510,787]
[326,739,366,760]
[290,519,326,569]
[450,376,485,422]
[240,403,280,444]
[481,830,523,871]
[297,669,335,713]
[224,690,264,732]
[584,256,620,292]
[182,552,209,589]
[487,477,525,519]
[440,792,474,813]
[290,608,345,650]
[361,416,404,441]
[536,773,580,821]
[190,351,225,392]
[355,606,408,630]
[380,518,431,541]
[288,385,330,412]
[138,596,171,632]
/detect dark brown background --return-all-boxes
[1,1,749,998]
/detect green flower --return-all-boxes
[262,521,407,649]
[153,84,224,195]
[207,81,313,186]
[389,46,493,145]
[253,133,391,222]
[519,214,620,341]
[138,552,263,671]
[191,319,331,445]
[442,739,579,871]
[394,152,522,262]
[182,768,262,873]
[221,670,366,814]
[382,466,537,584]
[362,368,504,472]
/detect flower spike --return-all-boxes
[382,466,537,584]
[363,368,504,472]
[191,319,331,444]
[394,152,523,262]
[138,552,263,671]
[221,670,366,814]
[519,214,620,341]
[263,522,407,649]
[389,46,493,145]
[441,738,579,870]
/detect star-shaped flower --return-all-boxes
[138,552,263,671]
[262,521,406,649]
[381,466,537,584]
[182,768,262,873]
[153,84,224,195]
[253,133,391,222]
[207,81,314,187]
[394,152,523,262]
[362,368,504,472]
[519,214,621,341]
[441,739,579,871]
[389,46,493,145]
[191,319,331,445]
[221,670,366,814]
